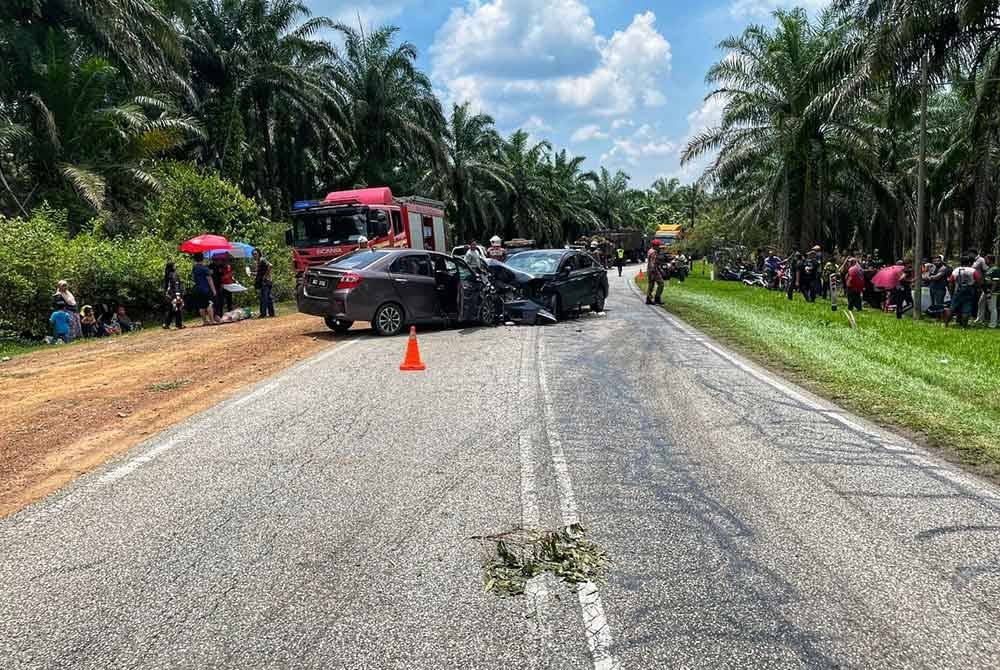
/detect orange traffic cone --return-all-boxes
[636,269,646,282]
[399,326,426,371]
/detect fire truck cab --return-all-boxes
[285,187,448,276]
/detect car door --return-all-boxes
[573,253,600,304]
[554,253,581,307]
[388,253,437,320]
[452,257,483,321]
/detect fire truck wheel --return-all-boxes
[373,303,405,336]
[324,317,354,334]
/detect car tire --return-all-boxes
[590,288,606,313]
[324,316,354,334]
[372,303,405,336]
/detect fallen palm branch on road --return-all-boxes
[473,524,609,596]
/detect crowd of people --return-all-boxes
[47,248,277,344]
[754,246,999,329]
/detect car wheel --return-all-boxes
[373,303,405,336]
[324,316,354,334]
[478,296,497,326]
[590,289,606,313]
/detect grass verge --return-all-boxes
[641,266,1000,475]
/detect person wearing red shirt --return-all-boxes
[845,257,865,311]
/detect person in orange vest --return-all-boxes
[646,240,664,305]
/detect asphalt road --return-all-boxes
[2,266,1000,669]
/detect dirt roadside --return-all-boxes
[0,314,342,518]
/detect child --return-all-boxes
[49,305,73,343]
[80,305,103,338]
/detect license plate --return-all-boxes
[311,278,327,287]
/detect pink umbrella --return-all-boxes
[872,264,905,290]
[179,234,231,254]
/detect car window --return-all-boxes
[391,210,404,235]
[561,255,577,273]
[454,258,474,281]
[390,254,432,277]
[577,254,593,269]
[330,250,388,269]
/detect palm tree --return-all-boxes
[496,130,556,243]
[540,149,599,242]
[329,23,445,191]
[20,39,200,227]
[587,167,633,229]
[421,102,510,243]
[184,0,339,212]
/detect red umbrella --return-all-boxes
[179,234,231,254]
[872,264,904,290]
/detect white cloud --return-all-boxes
[570,124,609,143]
[430,2,671,123]
[728,0,829,18]
[554,12,671,115]
[313,1,407,27]
[663,96,727,181]
[611,119,633,130]
[601,123,678,167]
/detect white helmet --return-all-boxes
[590,240,598,249]
[357,236,368,246]
[490,235,502,246]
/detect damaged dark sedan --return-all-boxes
[487,249,609,320]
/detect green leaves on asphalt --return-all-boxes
[474,524,609,597]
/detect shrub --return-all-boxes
[0,207,179,337]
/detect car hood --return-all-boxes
[485,259,550,285]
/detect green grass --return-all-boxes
[642,264,1000,471]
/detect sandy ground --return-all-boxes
[0,314,340,517]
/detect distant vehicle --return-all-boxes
[285,187,448,278]
[296,249,488,336]
[502,249,609,319]
[653,224,683,250]
[602,229,644,262]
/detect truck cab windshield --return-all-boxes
[291,209,367,247]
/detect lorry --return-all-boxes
[600,229,645,262]
[653,224,683,250]
[285,187,448,276]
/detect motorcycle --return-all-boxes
[741,269,767,288]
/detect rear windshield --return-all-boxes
[328,250,388,269]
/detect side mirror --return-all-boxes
[284,229,294,246]
[558,266,571,278]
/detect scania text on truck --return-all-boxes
[284,187,448,277]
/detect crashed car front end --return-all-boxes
[484,260,558,325]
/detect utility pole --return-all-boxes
[914,54,929,320]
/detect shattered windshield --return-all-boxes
[505,251,562,275]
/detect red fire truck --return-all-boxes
[284,187,449,276]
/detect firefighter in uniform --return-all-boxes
[646,239,664,305]
[486,235,507,262]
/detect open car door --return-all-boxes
[454,258,484,322]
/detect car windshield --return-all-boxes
[505,251,562,275]
[290,208,367,247]
[328,250,388,269]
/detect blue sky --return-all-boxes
[308,0,824,187]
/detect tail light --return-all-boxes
[337,272,363,290]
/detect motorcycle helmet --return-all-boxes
[490,235,502,245]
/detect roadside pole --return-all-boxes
[914,54,928,320]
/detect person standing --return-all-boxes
[251,249,275,318]
[845,257,865,311]
[162,262,184,330]
[894,260,914,319]
[645,240,664,305]
[464,240,485,273]
[191,252,219,325]
[615,245,625,277]
[944,254,982,328]
[926,255,951,312]
[801,251,819,302]
[486,235,507,263]
[785,250,802,300]
[983,254,999,329]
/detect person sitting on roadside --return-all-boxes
[192,252,220,325]
[113,306,140,333]
[49,304,73,344]
[944,254,983,328]
[80,305,105,338]
[53,280,82,340]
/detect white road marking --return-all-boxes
[537,333,621,670]
[625,277,1000,498]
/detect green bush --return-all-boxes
[0,207,179,337]
[145,162,293,299]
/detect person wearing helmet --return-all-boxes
[646,240,664,305]
[487,235,507,262]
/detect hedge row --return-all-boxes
[0,164,293,338]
